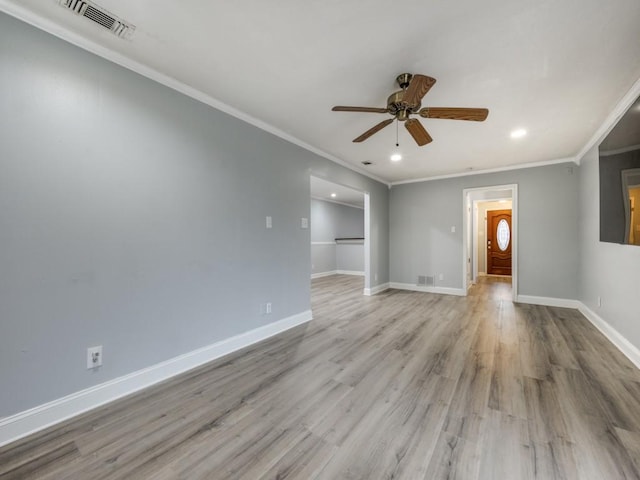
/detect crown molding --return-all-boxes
[576,76,640,164]
[390,157,576,186]
[0,1,390,187]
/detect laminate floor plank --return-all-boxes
[2,275,640,479]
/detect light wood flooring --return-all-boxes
[2,275,640,479]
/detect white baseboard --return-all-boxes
[515,295,580,309]
[389,282,466,297]
[364,282,390,296]
[336,270,364,276]
[311,270,364,279]
[311,270,337,279]
[0,310,313,448]
[578,303,640,370]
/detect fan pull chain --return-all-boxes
[396,120,399,147]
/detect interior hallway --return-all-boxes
[1,276,639,479]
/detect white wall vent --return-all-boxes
[417,275,434,287]
[59,0,135,39]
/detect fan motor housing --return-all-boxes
[387,90,420,119]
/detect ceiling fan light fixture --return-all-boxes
[390,153,402,162]
[330,193,337,198]
[510,128,527,139]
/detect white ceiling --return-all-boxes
[310,177,364,209]
[3,0,640,184]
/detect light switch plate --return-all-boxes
[301,217,309,229]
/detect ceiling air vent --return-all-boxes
[59,0,135,39]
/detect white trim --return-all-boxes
[0,2,389,188]
[311,270,364,279]
[363,282,390,296]
[336,270,364,276]
[389,282,466,297]
[578,303,640,370]
[311,270,338,279]
[599,144,640,157]
[311,241,336,246]
[515,295,579,309]
[310,196,365,210]
[576,76,640,164]
[0,310,312,448]
[363,193,371,294]
[391,158,576,186]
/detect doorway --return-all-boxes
[462,184,518,301]
[309,176,369,293]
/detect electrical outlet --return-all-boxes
[439,273,444,281]
[301,218,309,229]
[87,346,103,369]
[265,216,272,229]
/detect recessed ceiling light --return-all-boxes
[330,193,337,198]
[510,128,527,139]
[390,153,402,162]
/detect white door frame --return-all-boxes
[462,184,518,301]
[309,175,370,295]
[363,192,371,293]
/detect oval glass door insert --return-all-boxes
[497,219,510,251]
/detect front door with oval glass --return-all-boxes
[487,209,512,276]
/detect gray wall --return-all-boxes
[310,199,364,242]
[579,146,640,351]
[0,12,388,417]
[390,163,579,298]
[310,199,364,275]
[336,244,365,272]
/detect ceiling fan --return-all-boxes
[332,73,489,146]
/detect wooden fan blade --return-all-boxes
[332,106,389,113]
[419,107,489,121]
[353,118,394,143]
[405,118,433,146]
[402,75,436,107]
